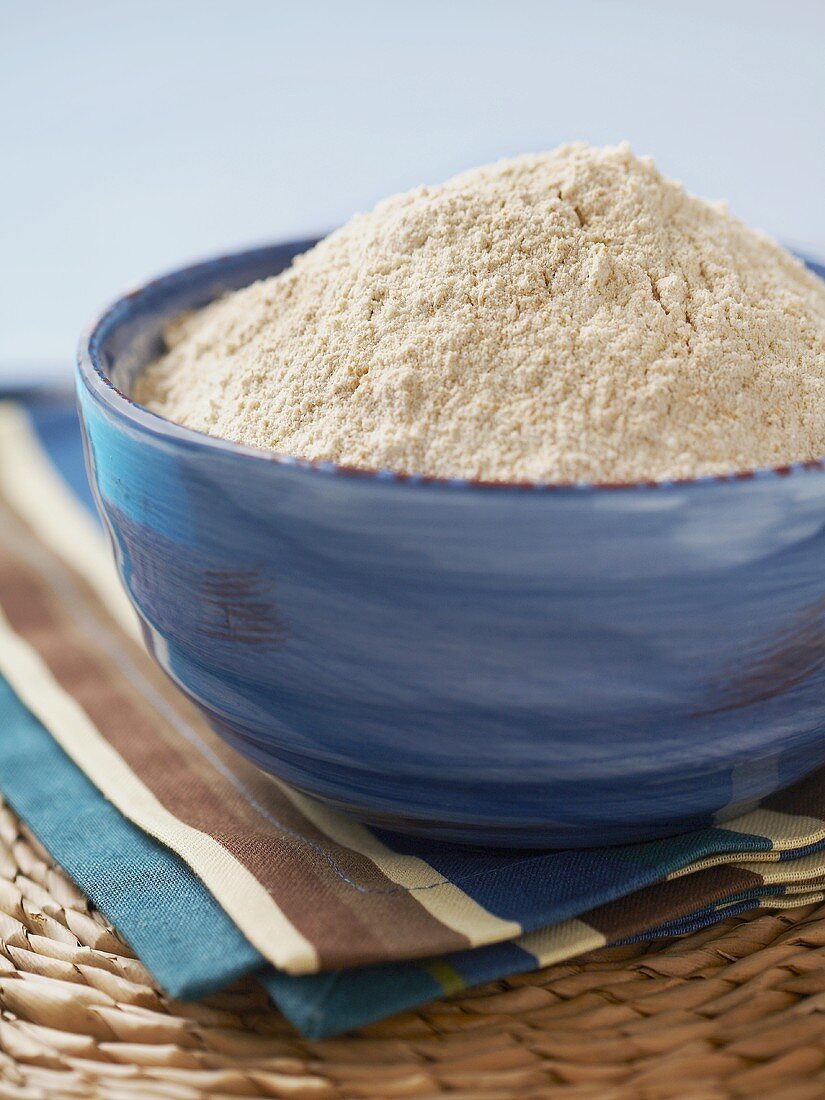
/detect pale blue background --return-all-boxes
[1,0,823,383]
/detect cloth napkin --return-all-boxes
[3,394,825,1038]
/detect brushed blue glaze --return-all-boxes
[77,243,825,847]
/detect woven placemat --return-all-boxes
[2,798,825,1100]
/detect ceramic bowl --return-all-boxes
[77,243,825,847]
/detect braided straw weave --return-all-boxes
[3,798,825,1099]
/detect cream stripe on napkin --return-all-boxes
[0,403,140,642]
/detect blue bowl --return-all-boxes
[77,242,825,848]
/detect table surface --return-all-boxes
[2,0,824,385]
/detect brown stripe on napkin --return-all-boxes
[762,765,825,821]
[582,865,766,943]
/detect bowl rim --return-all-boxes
[77,240,825,497]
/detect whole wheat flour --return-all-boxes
[136,143,825,483]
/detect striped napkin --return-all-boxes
[3,395,825,1038]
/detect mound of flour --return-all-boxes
[136,143,825,483]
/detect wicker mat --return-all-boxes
[3,799,825,1099]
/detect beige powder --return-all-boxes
[136,143,825,483]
